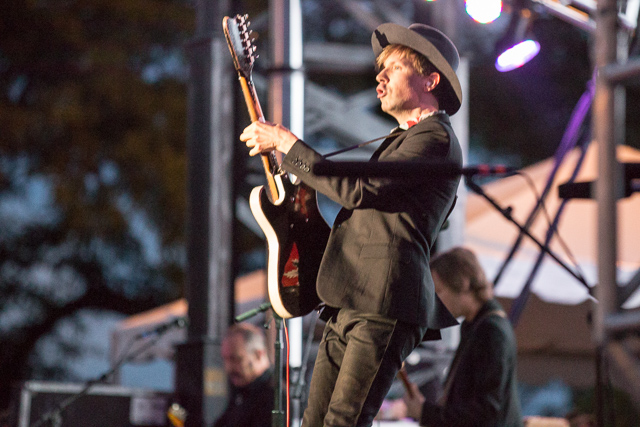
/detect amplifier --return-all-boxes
[12,381,173,427]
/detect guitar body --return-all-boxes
[250,177,331,318]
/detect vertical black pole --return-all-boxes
[175,0,235,426]
[272,316,286,427]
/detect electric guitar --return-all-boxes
[223,14,330,319]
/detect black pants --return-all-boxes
[302,308,425,427]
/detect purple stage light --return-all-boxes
[495,39,540,72]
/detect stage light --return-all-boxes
[494,8,539,72]
[465,0,502,24]
[496,39,540,72]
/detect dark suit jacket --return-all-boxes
[420,299,523,427]
[281,113,461,331]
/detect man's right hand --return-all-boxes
[403,382,426,420]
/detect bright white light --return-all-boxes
[466,0,502,24]
[495,39,541,72]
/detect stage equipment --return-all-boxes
[23,314,187,427]
[233,302,320,427]
[464,176,592,294]
[12,381,171,427]
[530,0,638,34]
[495,6,540,72]
[135,317,189,340]
[465,0,503,24]
[558,162,640,199]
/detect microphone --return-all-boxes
[135,316,189,340]
[312,160,517,178]
[460,164,517,177]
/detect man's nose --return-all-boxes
[376,69,387,83]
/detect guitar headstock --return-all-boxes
[223,14,257,80]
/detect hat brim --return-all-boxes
[372,23,462,115]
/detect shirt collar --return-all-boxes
[396,110,447,132]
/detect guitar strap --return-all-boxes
[321,131,404,159]
[322,110,446,159]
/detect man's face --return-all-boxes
[221,335,262,387]
[376,51,427,118]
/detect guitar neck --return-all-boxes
[239,75,264,122]
[238,75,281,202]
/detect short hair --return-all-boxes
[224,323,267,353]
[376,44,437,77]
[430,247,493,302]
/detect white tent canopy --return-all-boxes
[110,270,267,366]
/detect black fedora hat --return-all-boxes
[372,23,462,115]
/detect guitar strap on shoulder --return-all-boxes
[321,131,404,159]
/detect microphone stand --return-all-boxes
[465,176,593,294]
[31,319,185,427]
[235,303,320,427]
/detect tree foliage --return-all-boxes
[0,0,194,410]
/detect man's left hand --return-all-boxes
[240,121,298,156]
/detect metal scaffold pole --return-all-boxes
[269,0,305,425]
[593,0,622,425]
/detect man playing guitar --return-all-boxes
[241,22,463,427]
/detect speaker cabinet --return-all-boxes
[12,381,172,427]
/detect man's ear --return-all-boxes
[425,72,441,92]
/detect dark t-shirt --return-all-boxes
[213,369,274,427]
